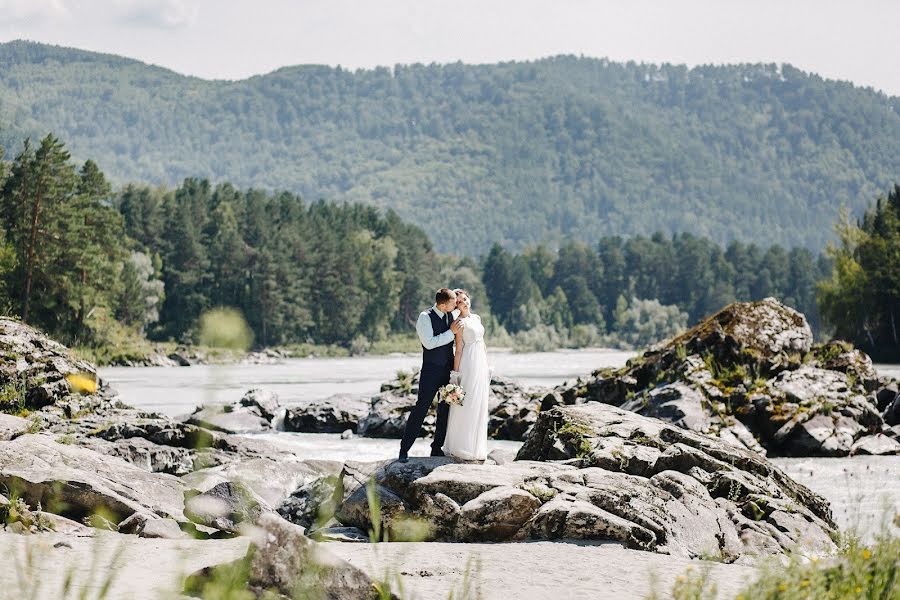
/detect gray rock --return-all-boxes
[850,434,900,456]
[239,388,280,421]
[0,433,186,525]
[0,317,114,412]
[80,436,194,476]
[876,383,898,412]
[184,456,340,511]
[357,390,427,438]
[311,526,369,543]
[621,382,711,433]
[245,512,379,599]
[0,413,29,441]
[551,299,895,458]
[187,403,270,434]
[185,481,262,533]
[884,393,900,426]
[507,403,836,558]
[138,518,189,539]
[283,394,369,433]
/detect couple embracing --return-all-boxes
[398,288,490,463]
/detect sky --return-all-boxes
[0,0,898,96]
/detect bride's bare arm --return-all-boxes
[453,328,464,373]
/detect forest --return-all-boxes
[5,133,892,363]
[1,41,898,256]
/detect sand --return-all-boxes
[326,540,758,600]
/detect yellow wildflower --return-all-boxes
[65,372,97,394]
[862,549,872,559]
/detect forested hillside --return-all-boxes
[1,41,898,254]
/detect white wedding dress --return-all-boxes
[442,313,489,460]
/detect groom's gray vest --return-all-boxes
[422,309,454,368]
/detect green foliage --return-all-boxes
[613,297,689,348]
[197,307,254,351]
[2,42,898,255]
[818,185,900,361]
[557,419,594,458]
[0,373,28,415]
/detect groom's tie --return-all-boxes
[444,312,451,329]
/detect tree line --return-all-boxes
[0,133,895,361]
[479,234,831,344]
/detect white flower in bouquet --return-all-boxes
[438,383,465,406]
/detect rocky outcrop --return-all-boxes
[356,372,539,441]
[186,389,282,434]
[308,404,837,561]
[185,512,381,599]
[284,394,370,433]
[0,433,186,525]
[185,481,262,533]
[0,317,116,414]
[556,299,897,456]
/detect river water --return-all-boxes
[100,350,899,540]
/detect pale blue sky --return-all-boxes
[0,0,897,96]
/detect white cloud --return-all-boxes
[112,0,198,29]
[0,0,69,24]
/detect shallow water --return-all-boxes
[100,350,900,541]
[100,348,635,416]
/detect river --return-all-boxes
[100,349,899,540]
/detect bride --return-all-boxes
[442,289,489,460]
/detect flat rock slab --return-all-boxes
[0,434,186,524]
[0,530,249,600]
[327,540,758,600]
[0,413,28,440]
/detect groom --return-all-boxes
[398,288,463,463]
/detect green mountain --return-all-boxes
[1,40,898,254]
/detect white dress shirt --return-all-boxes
[416,305,460,349]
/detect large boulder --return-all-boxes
[0,317,115,413]
[555,299,895,456]
[187,401,272,434]
[243,512,381,599]
[185,481,263,533]
[284,394,370,433]
[322,404,837,561]
[0,433,186,525]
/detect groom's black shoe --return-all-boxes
[398,452,409,463]
[430,449,445,457]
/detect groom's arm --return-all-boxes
[416,312,455,349]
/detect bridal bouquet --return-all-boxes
[437,383,465,406]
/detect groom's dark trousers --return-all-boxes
[400,308,453,456]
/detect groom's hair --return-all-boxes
[435,288,456,304]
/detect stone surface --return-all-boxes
[323,444,834,559]
[185,481,262,533]
[80,436,195,476]
[555,299,893,457]
[187,403,271,434]
[0,413,28,441]
[245,512,379,599]
[138,517,189,539]
[239,388,281,422]
[0,318,116,413]
[0,433,186,525]
[850,434,900,456]
[283,394,369,433]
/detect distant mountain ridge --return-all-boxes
[0,40,898,254]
